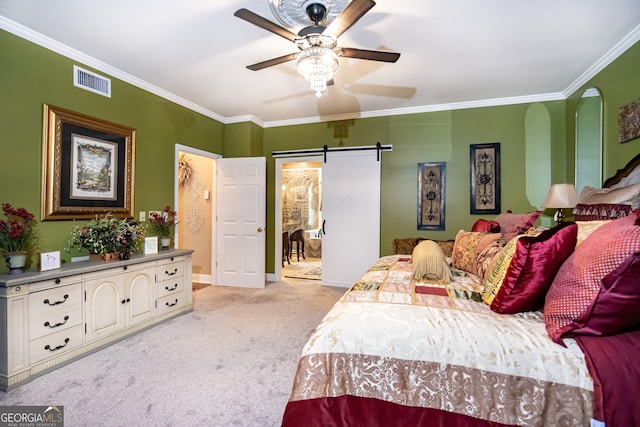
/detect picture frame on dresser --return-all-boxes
[41,104,136,220]
[470,142,501,214]
[417,162,445,230]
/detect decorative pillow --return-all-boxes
[494,211,542,242]
[481,236,521,305]
[573,203,631,221]
[489,222,578,314]
[543,210,640,345]
[451,230,501,274]
[411,240,452,283]
[578,183,640,205]
[471,219,501,233]
[563,253,640,337]
[576,220,611,247]
[474,241,503,281]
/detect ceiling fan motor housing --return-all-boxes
[306,3,327,24]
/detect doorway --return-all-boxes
[280,159,323,281]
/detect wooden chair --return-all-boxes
[289,229,306,262]
[282,231,290,267]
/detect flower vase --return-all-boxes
[5,251,27,274]
[160,237,172,249]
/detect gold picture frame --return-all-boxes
[41,104,135,220]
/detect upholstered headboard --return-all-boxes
[603,152,640,188]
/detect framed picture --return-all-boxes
[470,143,501,214]
[39,251,61,272]
[41,104,135,220]
[618,97,640,143]
[417,162,445,230]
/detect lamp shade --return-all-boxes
[542,184,579,209]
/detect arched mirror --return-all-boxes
[575,87,603,194]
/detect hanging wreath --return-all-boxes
[178,154,193,186]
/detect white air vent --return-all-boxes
[73,65,111,97]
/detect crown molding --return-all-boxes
[563,23,640,98]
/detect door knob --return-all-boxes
[257,227,264,232]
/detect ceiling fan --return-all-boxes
[234,0,401,97]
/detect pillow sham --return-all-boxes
[578,183,640,205]
[474,241,503,282]
[544,210,640,345]
[481,236,521,305]
[494,210,541,242]
[411,240,452,283]
[564,253,640,337]
[471,219,501,233]
[489,222,578,314]
[573,203,631,221]
[451,230,501,274]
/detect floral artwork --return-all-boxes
[618,98,640,143]
[417,162,445,230]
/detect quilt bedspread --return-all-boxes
[285,255,594,426]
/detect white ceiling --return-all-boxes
[1,0,640,127]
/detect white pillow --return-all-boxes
[578,183,640,205]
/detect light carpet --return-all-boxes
[0,280,344,426]
[282,258,322,280]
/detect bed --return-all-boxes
[282,154,640,427]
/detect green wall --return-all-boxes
[2,27,639,275]
[0,30,224,270]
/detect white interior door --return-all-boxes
[216,157,266,288]
[322,150,381,287]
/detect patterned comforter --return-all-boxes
[282,255,594,426]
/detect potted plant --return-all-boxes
[0,203,38,274]
[148,205,178,249]
[68,214,144,261]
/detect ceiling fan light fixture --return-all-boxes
[296,46,339,97]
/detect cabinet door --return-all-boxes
[125,267,156,326]
[85,275,125,342]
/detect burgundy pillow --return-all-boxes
[564,253,640,337]
[490,222,577,314]
[471,219,501,233]
[544,210,640,345]
[494,210,542,242]
[573,203,632,221]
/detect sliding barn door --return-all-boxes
[321,150,381,287]
[216,157,266,288]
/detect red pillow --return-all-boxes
[565,253,640,337]
[494,210,541,241]
[471,219,501,233]
[544,210,640,345]
[490,222,577,314]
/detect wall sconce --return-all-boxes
[542,183,579,223]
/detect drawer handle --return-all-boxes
[54,278,61,284]
[165,299,179,307]
[43,294,69,306]
[123,265,128,271]
[44,316,70,329]
[165,284,178,292]
[165,268,178,276]
[45,338,70,352]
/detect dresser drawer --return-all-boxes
[157,292,186,315]
[29,324,84,365]
[28,284,81,334]
[27,274,82,293]
[156,262,184,281]
[156,278,184,298]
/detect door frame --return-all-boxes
[274,155,323,281]
[174,144,221,284]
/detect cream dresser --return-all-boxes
[0,249,193,391]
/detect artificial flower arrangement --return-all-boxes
[67,213,144,257]
[148,205,178,238]
[0,203,38,256]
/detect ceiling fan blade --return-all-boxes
[234,8,298,42]
[337,47,400,63]
[325,0,376,39]
[246,53,298,71]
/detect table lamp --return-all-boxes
[542,183,579,223]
